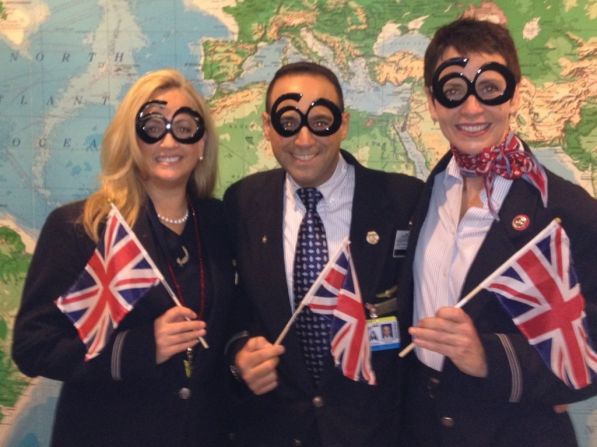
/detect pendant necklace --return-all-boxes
[162,202,206,380]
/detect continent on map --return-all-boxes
[0,226,31,424]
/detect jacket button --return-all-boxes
[312,395,324,408]
[178,387,191,400]
[292,439,302,446]
[440,416,455,428]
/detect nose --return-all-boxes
[159,130,179,147]
[294,125,316,147]
[459,93,485,115]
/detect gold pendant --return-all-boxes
[176,245,189,267]
[184,347,193,378]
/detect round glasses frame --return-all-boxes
[431,57,516,109]
[135,100,205,144]
[269,92,343,137]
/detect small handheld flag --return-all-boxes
[400,219,597,390]
[55,204,162,361]
[277,239,376,385]
[486,219,597,389]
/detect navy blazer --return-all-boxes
[224,150,423,447]
[12,198,235,447]
[401,145,597,447]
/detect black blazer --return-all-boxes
[224,150,423,447]
[12,198,235,447]
[401,146,597,447]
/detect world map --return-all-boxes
[0,1,595,446]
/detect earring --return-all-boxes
[199,155,204,161]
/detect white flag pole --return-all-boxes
[274,238,350,345]
[110,203,209,349]
[399,218,560,358]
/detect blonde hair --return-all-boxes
[83,68,218,241]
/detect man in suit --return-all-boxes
[224,61,423,447]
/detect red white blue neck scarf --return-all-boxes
[451,132,548,218]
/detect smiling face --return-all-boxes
[137,88,205,194]
[427,47,520,155]
[263,73,349,188]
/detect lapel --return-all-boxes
[461,177,548,318]
[345,151,401,303]
[248,171,315,390]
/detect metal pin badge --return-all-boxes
[512,214,530,231]
[366,231,380,245]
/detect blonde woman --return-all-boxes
[13,69,234,447]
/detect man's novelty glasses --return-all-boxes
[136,100,205,144]
[431,57,516,108]
[269,93,343,137]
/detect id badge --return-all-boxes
[367,316,400,351]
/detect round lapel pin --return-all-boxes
[366,231,380,245]
[512,214,530,231]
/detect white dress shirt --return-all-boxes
[413,156,512,371]
[283,155,355,309]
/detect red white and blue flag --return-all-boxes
[486,219,597,389]
[55,204,163,361]
[303,240,376,385]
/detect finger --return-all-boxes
[435,306,469,323]
[249,372,279,395]
[162,306,198,323]
[245,336,272,351]
[158,319,206,337]
[241,358,280,394]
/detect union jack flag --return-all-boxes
[55,204,163,361]
[303,240,376,385]
[486,219,597,389]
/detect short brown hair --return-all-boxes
[265,61,344,113]
[424,18,521,88]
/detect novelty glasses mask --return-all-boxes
[269,93,343,137]
[136,100,205,144]
[431,57,516,108]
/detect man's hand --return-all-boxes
[410,307,488,378]
[235,336,285,395]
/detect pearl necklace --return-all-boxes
[157,209,189,225]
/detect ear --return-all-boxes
[425,87,439,122]
[339,111,350,139]
[262,111,272,141]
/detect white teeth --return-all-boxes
[293,153,315,161]
[156,155,182,163]
[459,124,489,132]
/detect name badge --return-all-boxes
[367,316,400,351]
[393,230,409,258]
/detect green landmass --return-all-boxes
[215,109,268,196]
[202,41,257,83]
[499,0,595,84]
[563,102,597,172]
[0,2,6,21]
[0,226,31,424]
[345,109,417,176]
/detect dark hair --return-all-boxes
[424,18,521,88]
[265,61,345,113]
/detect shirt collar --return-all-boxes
[286,153,349,207]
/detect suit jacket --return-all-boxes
[224,150,423,447]
[12,198,235,447]
[401,145,597,447]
